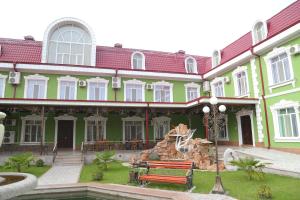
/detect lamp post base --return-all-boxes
[210,175,226,194]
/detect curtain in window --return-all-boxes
[0,78,4,98]
[214,82,224,97]
[86,120,104,142]
[187,87,198,101]
[24,120,42,143]
[278,108,299,137]
[89,82,106,100]
[60,81,75,99]
[236,71,248,96]
[155,120,169,140]
[27,80,46,99]
[155,85,170,102]
[126,84,143,101]
[271,53,291,84]
[124,121,143,141]
[187,58,195,73]
[133,53,143,69]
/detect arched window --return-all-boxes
[185,57,197,73]
[212,50,221,68]
[252,21,267,44]
[42,18,96,66]
[131,52,145,70]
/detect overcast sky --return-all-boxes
[0,0,296,56]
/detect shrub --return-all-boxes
[92,170,104,181]
[93,150,115,170]
[257,185,272,200]
[5,152,34,172]
[36,159,44,167]
[230,157,268,180]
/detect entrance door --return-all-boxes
[241,115,253,145]
[57,120,73,148]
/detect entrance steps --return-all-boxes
[54,151,82,166]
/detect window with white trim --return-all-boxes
[185,57,197,73]
[212,50,221,68]
[124,121,143,141]
[47,24,92,65]
[125,84,143,101]
[21,115,46,144]
[184,82,200,102]
[209,115,228,140]
[153,81,173,102]
[88,82,106,100]
[153,117,170,140]
[212,81,224,97]
[0,74,7,98]
[86,120,105,142]
[60,81,76,99]
[233,67,249,97]
[252,21,267,44]
[270,53,291,85]
[24,75,48,99]
[277,108,299,138]
[131,52,145,70]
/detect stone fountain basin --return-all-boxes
[0,172,37,200]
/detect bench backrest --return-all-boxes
[146,161,194,170]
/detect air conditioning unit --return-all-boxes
[146,84,153,90]
[8,71,21,84]
[3,131,15,144]
[78,80,87,87]
[224,76,230,84]
[289,44,300,55]
[112,77,121,89]
[203,81,210,92]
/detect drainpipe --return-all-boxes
[114,69,118,101]
[12,63,17,98]
[250,48,271,149]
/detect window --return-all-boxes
[212,50,221,68]
[277,108,298,138]
[57,76,78,100]
[47,24,92,65]
[209,115,228,141]
[184,82,200,102]
[185,57,197,73]
[87,78,109,100]
[233,66,249,97]
[153,81,173,102]
[153,117,170,141]
[252,21,267,44]
[0,74,7,98]
[84,116,107,142]
[21,115,46,144]
[24,75,49,99]
[122,117,144,143]
[131,52,145,70]
[211,78,225,97]
[124,80,145,102]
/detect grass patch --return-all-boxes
[0,165,50,177]
[80,162,300,200]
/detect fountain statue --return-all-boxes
[0,111,38,200]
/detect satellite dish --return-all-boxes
[223,148,239,171]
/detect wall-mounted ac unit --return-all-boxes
[8,71,21,84]
[112,77,121,89]
[78,80,87,87]
[146,84,153,90]
[203,81,210,92]
[224,76,230,84]
[3,131,15,144]
[289,44,300,55]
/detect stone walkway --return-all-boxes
[37,164,83,186]
[235,147,300,178]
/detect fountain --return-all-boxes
[0,112,38,200]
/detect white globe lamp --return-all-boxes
[219,105,226,113]
[202,106,210,114]
[210,96,218,105]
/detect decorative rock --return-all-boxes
[223,148,239,171]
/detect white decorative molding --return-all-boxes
[54,114,77,150]
[232,66,250,97]
[184,82,200,102]
[251,20,268,45]
[42,17,96,66]
[84,115,108,142]
[265,87,300,99]
[0,74,8,98]
[152,80,174,102]
[57,75,79,100]
[184,56,198,73]
[131,51,145,70]
[122,116,145,143]
[86,77,109,101]
[24,74,49,99]
[236,109,255,146]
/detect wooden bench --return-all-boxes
[138,160,194,190]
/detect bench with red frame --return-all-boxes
[138,160,194,190]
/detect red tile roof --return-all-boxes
[0,0,299,75]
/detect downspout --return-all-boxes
[12,63,17,98]
[114,69,118,101]
[250,48,271,149]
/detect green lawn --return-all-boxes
[0,165,50,177]
[80,162,300,200]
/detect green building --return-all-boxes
[0,1,299,153]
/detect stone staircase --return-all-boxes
[54,151,82,166]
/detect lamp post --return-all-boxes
[203,97,226,194]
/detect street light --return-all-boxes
[203,97,226,194]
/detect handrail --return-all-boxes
[52,143,58,164]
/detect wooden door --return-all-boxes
[57,120,73,148]
[241,115,253,145]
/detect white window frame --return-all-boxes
[123,79,145,102]
[184,82,200,102]
[271,100,300,142]
[212,50,221,68]
[152,116,170,141]
[218,115,229,141]
[21,114,47,145]
[24,74,49,99]
[264,47,295,93]
[86,77,109,100]
[122,116,145,143]
[131,51,145,70]
[57,75,78,100]
[153,81,173,102]
[185,56,197,73]
[0,74,7,98]
[84,115,107,143]
[210,77,225,97]
[251,20,268,45]
[232,66,250,97]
